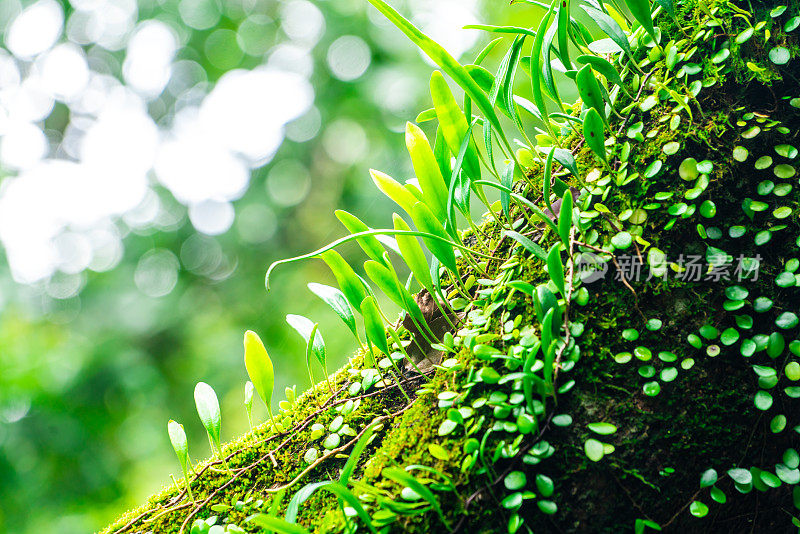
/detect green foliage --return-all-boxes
[101,0,800,533]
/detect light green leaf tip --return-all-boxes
[244,330,276,421]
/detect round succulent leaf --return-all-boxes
[553,414,573,426]
[775,164,796,178]
[585,439,604,462]
[728,468,752,485]
[504,471,527,491]
[769,46,791,65]
[611,231,633,249]
[660,367,679,382]
[689,501,709,517]
[643,381,661,396]
[754,390,774,411]
[700,468,718,488]
[776,312,799,329]
[785,362,800,381]
[587,422,617,435]
[785,448,800,469]
[721,328,740,346]
[771,414,787,433]
[733,146,748,161]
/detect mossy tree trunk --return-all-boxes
[101,0,800,533]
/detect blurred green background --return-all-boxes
[0,0,550,532]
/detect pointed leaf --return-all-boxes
[504,230,548,261]
[583,107,607,163]
[411,201,458,274]
[335,210,386,264]
[429,70,482,181]
[393,214,433,291]
[576,64,607,124]
[167,420,189,474]
[194,381,222,446]
[370,169,418,215]
[243,331,275,416]
[319,250,369,313]
[580,5,634,58]
[247,515,311,534]
[285,315,326,367]
[406,122,449,222]
[366,0,511,155]
[623,0,657,43]
[361,296,390,357]
[307,283,358,339]
[547,245,566,297]
[558,189,573,246]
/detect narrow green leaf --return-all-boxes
[361,296,390,357]
[370,169,418,215]
[500,161,514,219]
[243,331,276,421]
[194,381,222,448]
[463,24,536,37]
[429,70,482,181]
[557,0,573,70]
[580,5,634,58]
[541,19,564,106]
[363,258,426,331]
[247,514,311,534]
[558,189,573,246]
[474,37,503,65]
[446,119,476,236]
[339,421,380,485]
[623,0,657,43]
[406,122,449,222]
[285,315,326,367]
[544,326,557,386]
[411,201,458,274]
[366,0,512,155]
[392,214,433,292]
[284,481,376,533]
[547,245,566,297]
[504,230,548,261]
[576,65,606,124]
[530,3,557,139]
[465,64,494,93]
[319,250,369,313]
[583,107,607,163]
[307,283,358,340]
[383,467,450,529]
[334,210,386,264]
[433,126,451,187]
[575,55,628,94]
[497,36,527,132]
